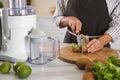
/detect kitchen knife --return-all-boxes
[67,30,100,53]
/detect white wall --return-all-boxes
[31,0,56,16]
[111,40,120,50]
[0,0,8,8]
[0,0,56,16]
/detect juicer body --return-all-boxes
[0,0,36,62]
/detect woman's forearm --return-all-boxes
[98,33,112,46]
[59,17,69,28]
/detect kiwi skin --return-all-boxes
[83,72,95,80]
[85,62,94,72]
[75,56,92,70]
[81,42,87,53]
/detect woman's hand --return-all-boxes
[60,16,82,34]
[87,33,112,53]
[87,39,104,53]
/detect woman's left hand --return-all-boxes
[86,33,112,53]
[87,39,104,53]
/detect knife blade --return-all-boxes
[67,30,100,43]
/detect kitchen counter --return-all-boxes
[0,59,84,80]
[0,43,120,80]
[28,59,84,80]
[0,44,85,80]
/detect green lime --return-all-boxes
[17,64,32,78]
[0,61,11,73]
[13,61,25,73]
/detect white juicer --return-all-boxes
[0,0,36,62]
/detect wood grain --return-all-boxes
[59,45,118,64]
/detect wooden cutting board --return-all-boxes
[59,45,118,64]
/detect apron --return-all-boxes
[63,0,111,47]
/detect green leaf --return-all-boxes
[93,56,120,80]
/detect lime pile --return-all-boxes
[0,61,32,79]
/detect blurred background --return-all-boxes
[0,0,67,43]
[0,0,56,16]
[0,0,119,50]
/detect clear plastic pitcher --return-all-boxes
[27,35,59,65]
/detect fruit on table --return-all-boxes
[17,64,32,78]
[72,43,88,53]
[83,72,95,80]
[0,61,32,79]
[85,62,93,72]
[81,42,87,53]
[13,61,25,73]
[76,55,92,70]
[0,61,11,73]
[13,61,32,79]
[72,43,81,52]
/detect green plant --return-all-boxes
[93,56,120,80]
[0,1,3,8]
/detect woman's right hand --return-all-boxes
[60,16,82,34]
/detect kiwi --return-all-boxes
[83,72,95,80]
[75,55,92,70]
[81,42,87,53]
[72,43,81,52]
[85,62,93,72]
